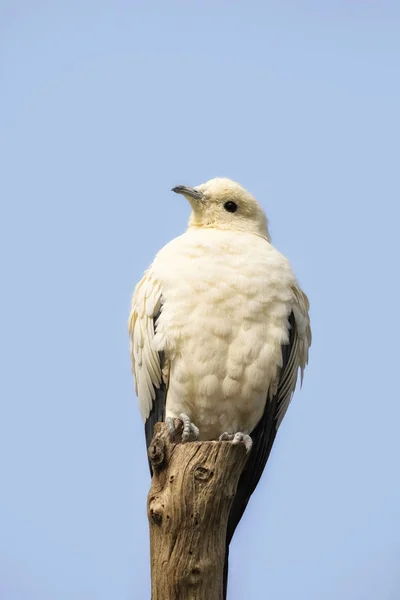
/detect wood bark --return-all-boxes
[147,421,249,600]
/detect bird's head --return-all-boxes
[172,178,270,240]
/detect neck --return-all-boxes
[187,223,271,242]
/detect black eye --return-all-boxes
[224,201,238,213]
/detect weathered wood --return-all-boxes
[147,421,249,600]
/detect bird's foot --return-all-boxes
[219,431,253,453]
[166,413,199,443]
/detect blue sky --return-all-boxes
[1,1,399,599]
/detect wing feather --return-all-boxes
[128,270,164,421]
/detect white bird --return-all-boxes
[129,177,311,597]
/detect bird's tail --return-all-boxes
[223,542,229,600]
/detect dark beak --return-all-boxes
[171,185,203,201]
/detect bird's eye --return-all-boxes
[224,201,238,213]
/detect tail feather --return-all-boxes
[223,542,229,600]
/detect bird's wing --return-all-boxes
[276,284,311,428]
[128,270,168,452]
[226,284,311,544]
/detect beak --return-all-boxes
[171,185,203,201]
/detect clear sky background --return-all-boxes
[1,1,399,599]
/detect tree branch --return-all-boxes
[147,422,249,600]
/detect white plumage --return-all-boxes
[129,178,311,441]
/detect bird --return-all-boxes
[128,177,311,598]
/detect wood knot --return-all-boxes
[185,566,202,586]
[150,508,163,526]
[148,437,165,469]
[149,497,164,526]
[193,465,213,482]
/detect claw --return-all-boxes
[166,414,199,443]
[166,417,176,437]
[179,413,200,442]
[219,431,253,453]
